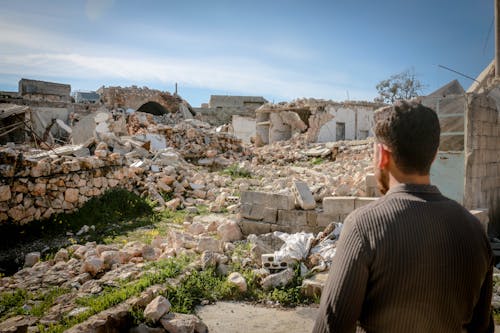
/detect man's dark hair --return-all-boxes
[374,100,440,175]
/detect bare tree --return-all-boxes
[375,69,426,103]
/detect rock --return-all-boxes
[217,221,242,243]
[227,272,247,293]
[24,252,40,268]
[160,313,208,333]
[100,250,121,268]
[144,295,171,322]
[142,245,158,261]
[261,268,295,291]
[0,185,12,202]
[81,257,105,276]
[188,222,205,235]
[0,315,37,333]
[200,251,217,270]
[197,237,221,253]
[301,272,329,298]
[292,180,316,210]
[129,323,166,333]
[64,188,79,203]
[166,198,182,210]
[54,248,69,262]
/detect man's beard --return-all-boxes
[375,167,389,195]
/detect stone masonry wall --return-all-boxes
[0,149,139,225]
[238,190,377,235]
[464,92,500,232]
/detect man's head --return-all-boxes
[373,100,440,193]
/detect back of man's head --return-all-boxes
[374,100,440,175]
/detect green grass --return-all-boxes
[310,157,325,165]
[37,256,192,333]
[0,288,70,322]
[221,164,252,179]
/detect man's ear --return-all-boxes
[377,143,391,170]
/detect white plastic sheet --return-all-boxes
[273,231,315,262]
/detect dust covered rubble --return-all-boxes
[0,213,340,332]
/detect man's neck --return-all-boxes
[389,171,431,189]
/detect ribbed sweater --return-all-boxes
[313,183,493,333]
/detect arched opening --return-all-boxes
[137,101,169,115]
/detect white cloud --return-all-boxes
[0,17,375,101]
[85,0,114,21]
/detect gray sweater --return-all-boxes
[313,184,493,333]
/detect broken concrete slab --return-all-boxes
[293,181,316,210]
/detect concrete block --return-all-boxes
[323,197,355,215]
[306,211,318,227]
[301,272,329,298]
[261,253,294,272]
[238,219,272,235]
[270,193,296,210]
[317,213,337,227]
[277,210,308,226]
[365,173,377,187]
[262,207,278,223]
[240,191,268,205]
[292,181,316,210]
[241,203,264,221]
[354,197,378,209]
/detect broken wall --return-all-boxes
[231,115,256,144]
[19,79,71,103]
[0,148,139,225]
[317,105,374,142]
[464,92,500,233]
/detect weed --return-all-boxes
[221,164,252,179]
[0,289,28,321]
[311,157,325,165]
[36,256,192,333]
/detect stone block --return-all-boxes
[317,213,337,227]
[292,181,316,210]
[277,210,308,226]
[238,219,272,235]
[306,211,318,227]
[241,203,265,221]
[323,196,355,215]
[240,191,268,205]
[354,197,378,209]
[262,207,278,223]
[271,193,296,210]
[301,272,329,298]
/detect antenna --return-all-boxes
[437,65,480,83]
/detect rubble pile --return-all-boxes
[251,136,374,198]
[0,214,339,333]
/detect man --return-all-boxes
[313,100,493,333]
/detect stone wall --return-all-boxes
[97,86,188,115]
[19,79,71,103]
[0,149,138,225]
[464,91,500,232]
[238,190,377,235]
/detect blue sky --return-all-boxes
[0,0,494,107]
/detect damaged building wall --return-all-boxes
[256,100,382,145]
[317,104,375,143]
[194,95,267,126]
[19,78,71,103]
[463,91,500,233]
[97,86,193,117]
[231,115,256,144]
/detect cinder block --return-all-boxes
[238,219,272,235]
[262,207,278,223]
[301,272,329,298]
[323,197,355,215]
[354,197,378,209]
[317,213,337,227]
[292,181,316,210]
[261,253,294,272]
[277,210,308,226]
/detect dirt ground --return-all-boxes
[196,302,500,333]
[196,301,319,333]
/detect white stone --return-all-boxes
[24,252,40,268]
[144,295,171,322]
[217,221,243,243]
[227,272,247,292]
